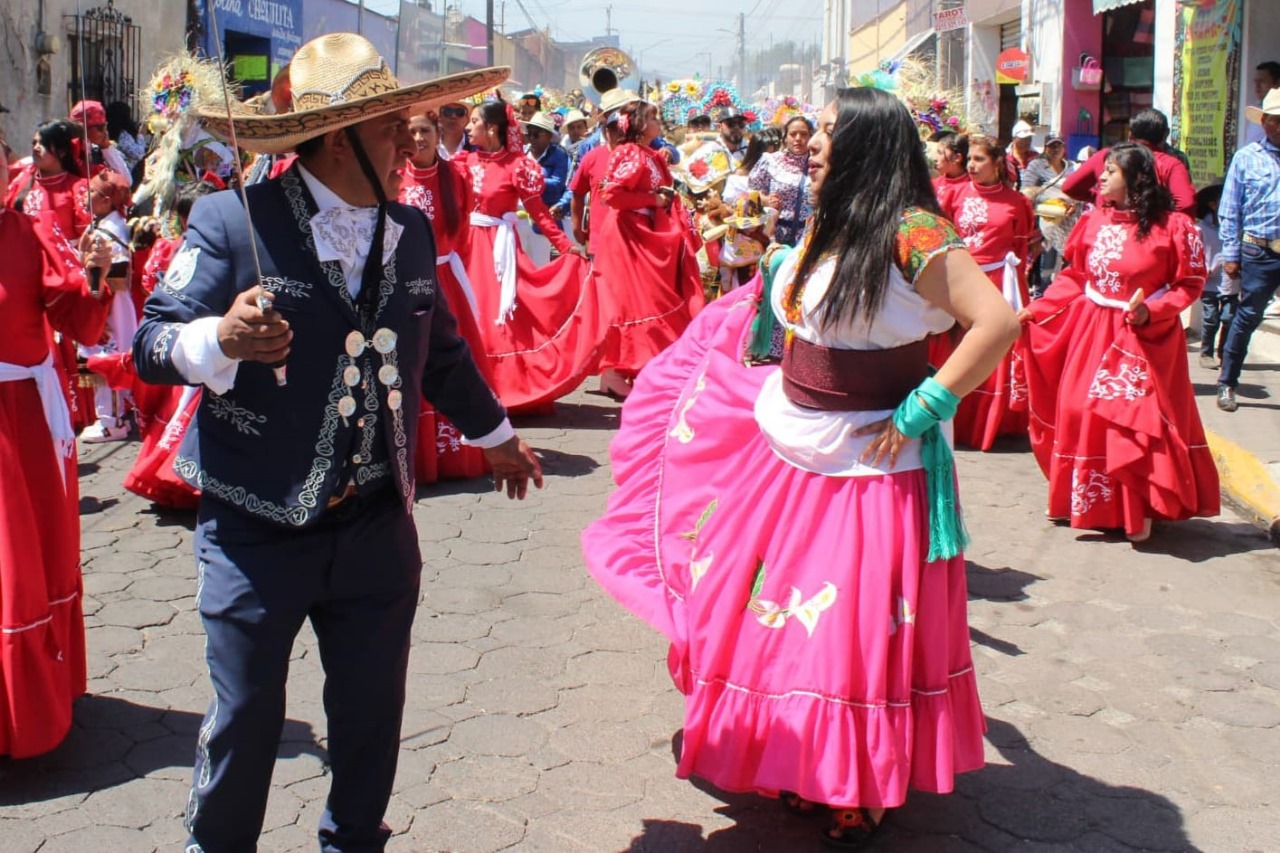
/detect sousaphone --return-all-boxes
[580,46,633,96]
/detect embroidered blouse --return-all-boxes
[748,150,812,225]
[463,148,573,253]
[755,208,965,476]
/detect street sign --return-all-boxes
[933,6,969,33]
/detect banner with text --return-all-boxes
[1174,0,1242,185]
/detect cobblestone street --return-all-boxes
[1,384,1278,852]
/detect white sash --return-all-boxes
[469,211,520,324]
[0,354,74,487]
[1085,284,1169,310]
[436,251,480,320]
[979,252,1024,312]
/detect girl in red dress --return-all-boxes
[947,135,1038,450]
[1018,143,1218,542]
[0,149,110,757]
[930,131,969,220]
[592,99,704,398]
[6,120,97,433]
[400,112,492,482]
[461,100,600,413]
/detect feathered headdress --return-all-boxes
[133,52,240,229]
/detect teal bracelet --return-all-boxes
[893,377,961,439]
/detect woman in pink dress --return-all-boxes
[582,87,1021,848]
[1018,142,1218,542]
[946,134,1039,450]
[400,111,492,482]
[460,100,600,414]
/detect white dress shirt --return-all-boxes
[170,164,513,447]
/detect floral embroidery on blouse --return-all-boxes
[747,150,812,222]
[896,207,965,285]
[1087,224,1128,295]
[512,156,546,199]
[955,196,989,251]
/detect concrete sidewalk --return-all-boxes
[1188,316,1280,541]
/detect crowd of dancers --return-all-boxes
[0,30,1260,851]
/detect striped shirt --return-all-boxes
[1219,138,1280,262]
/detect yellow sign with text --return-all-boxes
[1178,0,1240,185]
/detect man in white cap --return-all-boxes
[1006,119,1038,183]
[1215,87,1280,412]
[520,111,572,264]
[134,33,541,851]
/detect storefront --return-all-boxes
[964,0,1022,137]
[198,0,304,98]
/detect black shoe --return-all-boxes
[1217,385,1238,412]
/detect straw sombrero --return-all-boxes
[199,33,510,155]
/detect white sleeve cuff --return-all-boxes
[172,316,241,395]
[462,417,515,449]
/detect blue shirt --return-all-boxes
[651,136,680,166]
[1219,139,1280,262]
[531,143,572,212]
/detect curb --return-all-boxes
[1205,429,1280,544]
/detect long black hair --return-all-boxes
[1106,142,1173,239]
[105,101,138,141]
[739,133,769,174]
[14,120,83,213]
[791,87,940,327]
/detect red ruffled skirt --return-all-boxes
[416,257,491,483]
[465,225,604,413]
[582,285,985,807]
[1020,298,1219,534]
[0,379,85,758]
[124,381,201,510]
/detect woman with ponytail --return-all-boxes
[460,98,600,413]
[399,110,493,482]
[1018,142,1218,543]
[583,87,1020,848]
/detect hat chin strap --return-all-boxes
[344,125,389,206]
[343,125,389,310]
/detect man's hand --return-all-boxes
[217,286,292,363]
[761,193,782,209]
[1224,261,1241,280]
[483,436,544,499]
[79,230,112,271]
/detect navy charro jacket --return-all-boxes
[133,165,505,528]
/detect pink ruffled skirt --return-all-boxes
[582,285,986,808]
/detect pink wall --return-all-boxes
[1060,0,1103,145]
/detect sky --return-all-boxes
[360,0,824,84]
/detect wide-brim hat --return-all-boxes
[599,88,642,115]
[1246,88,1280,125]
[678,140,734,194]
[198,33,510,155]
[562,109,587,126]
[521,111,558,135]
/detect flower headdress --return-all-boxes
[852,58,967,139]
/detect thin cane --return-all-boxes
[74,0,103,294]
[205,0,288,386]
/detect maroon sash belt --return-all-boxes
[781,337,929,412]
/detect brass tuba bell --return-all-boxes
[579,46,634,96]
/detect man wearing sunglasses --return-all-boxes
[437,101,473,160]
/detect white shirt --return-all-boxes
[170,164,513,447]
[101,144,131,180]
[754,250,957,477]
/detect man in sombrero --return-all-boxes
[133,33,540,852]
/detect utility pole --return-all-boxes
[606,6,614,37]
[738,12,746,91]
[486,0,494,66]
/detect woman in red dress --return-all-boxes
[947,135,1038,450]
[1018,143,1218,542]
[591,99,704,398]
[6,121,97,432]
[930,131,969,220]
[400,112,492,482]
[0,149,110,757]
[461,100,599,413]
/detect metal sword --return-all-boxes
[205,0,288,387]
[74,0,103,294]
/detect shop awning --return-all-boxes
[1093,0,1146,13]
[890,29,937,64]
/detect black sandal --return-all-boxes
[821,808,881,849]
[780,790,822,816]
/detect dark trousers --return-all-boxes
[1200,291,1239,357]
[185,489,421,853]
[1219,243,1280,388]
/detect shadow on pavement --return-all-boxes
[625,718,1189,851]
[143,505,198,531]
[1076,517,1274,559]
[965,562,1040,602]
[0,694,324,805]
[517,399,622,431]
